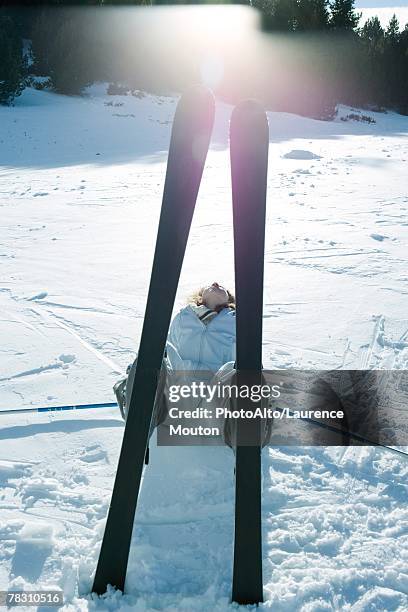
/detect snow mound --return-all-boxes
[283,149,321,160]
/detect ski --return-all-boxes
[230,100,269,604]
[92,85,215,596]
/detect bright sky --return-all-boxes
[357,2,408,26]
[356,0,408,6]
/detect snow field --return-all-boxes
[0,86,407,610]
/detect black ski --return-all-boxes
[92,86,215,596]
[230,100,269,604]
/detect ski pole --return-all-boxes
[0,402,118,416]
[273,405,408,459]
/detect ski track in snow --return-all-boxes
[0,88,407,610]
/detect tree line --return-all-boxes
[0,0,407,117]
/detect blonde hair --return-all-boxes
[188,286,235,310]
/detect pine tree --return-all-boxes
[360,17,385,107]
[399,24,408,113]
[361,15,384,46]
[30,10,59,76]
[329,0,360,31]
[31,9,102,94]
[253,0,296,31]
[383,15,401,108]
[295,0,329,31]
[385,13,400,44]
[0,14,26,105]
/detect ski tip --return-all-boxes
[177,84,215,120]
[230,99,269,132]
[170,85,215,164]
[181,84,215,103]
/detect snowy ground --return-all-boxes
[0,86,407,610]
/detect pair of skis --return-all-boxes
[92,85,269,605]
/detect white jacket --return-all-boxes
[166,305,236,373]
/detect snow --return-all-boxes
[1,86,408,610]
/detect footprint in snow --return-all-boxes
[10,523,54,582]
[293,168,311,174]
[80,445,108,464]
[370,233,388,242]
[27,291,48,301]
[58,354,76,364]
[0,461,32,486]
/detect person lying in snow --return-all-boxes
[114,279,380,449]
[113,282,237,436]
